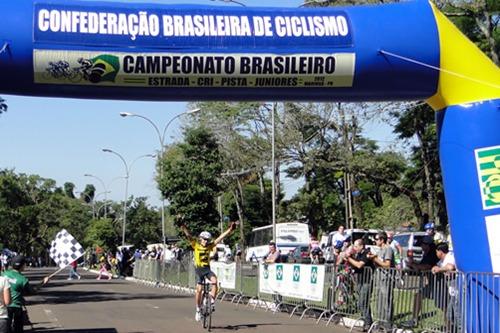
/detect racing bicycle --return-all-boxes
[200,279,215,331]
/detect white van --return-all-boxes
[324,228,380,263]
[245,222,310,262]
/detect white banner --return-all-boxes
[259,263,325,301]
[210,261,236,290]
[33,50,355,88]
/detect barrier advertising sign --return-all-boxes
[210,261,236,290]
[259,263,325,301]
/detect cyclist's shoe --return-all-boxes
[195,310,201,322]
[211,297,216,312]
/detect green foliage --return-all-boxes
[80,184,96,203]
[63,182,76,198]
[159,127,223,239]
[84,218,119,251]
[125,197,161,248]
[363,194,419,230]
[222,181,273,244]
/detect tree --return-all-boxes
[389,103,446,229]
[126,197,161,248]
[158,127,223,240]
[437,0,499,65]
[64,182,76,198]
[188,101,275,246]
[84,218,119,251]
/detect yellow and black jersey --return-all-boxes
[190,240,215,268]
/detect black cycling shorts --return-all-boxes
[195,266,216,285]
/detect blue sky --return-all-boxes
[0,0,396,207]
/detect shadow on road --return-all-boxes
[211,323,283,330]
[28,288,189,305]
[27,328,118,333]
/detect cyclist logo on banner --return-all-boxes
[40,54,119,84]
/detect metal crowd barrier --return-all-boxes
[321,266,373,327]
[463,272,500,333]
[131,258,500,333]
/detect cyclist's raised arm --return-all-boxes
[180,224,193,241]
[213,221,237,245]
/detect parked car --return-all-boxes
[392,231,427,265]
[288,245,311,264]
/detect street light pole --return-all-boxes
[271,103,277,242]
[119,108,201,249]
[102,148,155,247]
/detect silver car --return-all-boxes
[392,231,428,265]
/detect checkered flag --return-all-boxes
[49,229,85,268]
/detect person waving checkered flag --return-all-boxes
[49,229,84,268]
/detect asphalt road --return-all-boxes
[22,267,350,333]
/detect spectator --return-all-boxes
[331,225,349,248]
[235,243,242,262]
[149,247,157,260]
[405,235,440,327]
[134,249,142,260]
[425,222,445,243]
[89,251,97,269]
[367,231,395,330]
[387,231,403,269]
[310,236,320,251]
[3,255,49,333]
[97,255,112,280]
[0,275,10,333]
[432,243,458,332]
[155,247,163,261]
[344,239,374,332]
[67,260,81,280]
[173,244,183,262]
[121,248,132,277]
[163,246,175,264]
[310,248,322,264]
[333,241,345,266]
[264,241,280,264]
[223,245,233,263]
[116,249,123,277]
[309,236,322,263]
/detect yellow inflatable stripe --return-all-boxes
[426,2,500,111]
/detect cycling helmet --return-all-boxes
[424,222,435,230]
[199,231,212,240]
[334,240,344,250]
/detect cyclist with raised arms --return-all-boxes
[180,221,237,322]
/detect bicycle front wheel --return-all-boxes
[202,292,212,331]
[206,297,212,332]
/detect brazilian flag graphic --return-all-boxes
[89,54,119,83]
[476,146,500,209]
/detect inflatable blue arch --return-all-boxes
[0,0,499,331]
